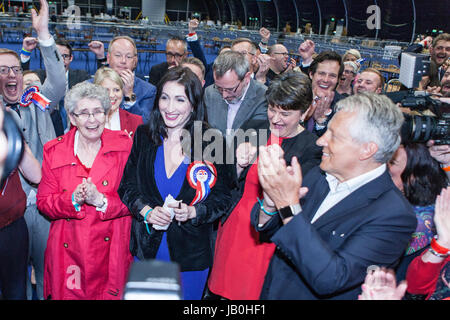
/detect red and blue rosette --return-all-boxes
[19,86,51,111]
[187,160,217,206]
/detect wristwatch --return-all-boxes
[124,93,136,102]
[278,203,302,220]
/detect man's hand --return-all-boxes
[189,19,199,34]
[298,40,315,64]
[259,27,271,43]
[31,0,51,41]
[88,40,105,59]
[119,69,135,97]
[257,144,303,209]
[255,54,273,83]
[312,91,334,123]
[22,37,38,52]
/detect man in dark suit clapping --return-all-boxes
[254,93,417,300]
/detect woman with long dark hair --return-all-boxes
[388,141,448,281]
[118,66,231,300]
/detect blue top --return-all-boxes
[153,144,209,300]
[154,144,188,262]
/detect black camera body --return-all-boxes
[1,110,24,184]
[386,90,450,145]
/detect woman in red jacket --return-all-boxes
[36,82,133,300]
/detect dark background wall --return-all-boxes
[7,0,449,42]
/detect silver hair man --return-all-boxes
[334,92,404,163]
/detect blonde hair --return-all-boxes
[94,67,124,89]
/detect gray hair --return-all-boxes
[64,81,111,115]
[335,93,404,163]
[344,61,358,74]
[213,50,249,80]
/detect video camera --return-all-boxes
[386,52,450,145]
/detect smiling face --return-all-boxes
[430,40,450,66]
[353,71,382,94]
[69,98,106,143]
[23,72,41,88]
[309,60,340,96]
[158,81,193,131]
[339,64,356,87]
[100,78,123,114]
[316,110,366,182]
[213,69,249,104]
[107,38,138,73]
[270,44,289,73]
[388,145,407,192]
[268,105,304,138]
[0,54,23,104]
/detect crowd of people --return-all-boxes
[0,0,449,300]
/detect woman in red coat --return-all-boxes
[94,67,143,138]
[37,82,133,300]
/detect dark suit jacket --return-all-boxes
[203,78,268,136]
[22,62,90,90]
[148,61,169,87]
[118,124,232,271]
[251,166,417,300]
[188,39,215,87]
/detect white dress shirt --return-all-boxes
[226,81,250,135]
[311,164,387,224]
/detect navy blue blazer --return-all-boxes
[188,39,215,88]
[251,166,417,300]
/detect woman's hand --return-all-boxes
[147,206,172,226]
[434,186,450,248]
[358,267,406,300]
[236,142,257,169]
[171,201,196,223]
[82,177,104,207]
[73,182,86,205]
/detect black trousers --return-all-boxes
[0,217,29,300]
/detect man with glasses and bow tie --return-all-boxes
[204,50,268,138]
[0,0,66,300]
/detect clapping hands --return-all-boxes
[73,177,104,207]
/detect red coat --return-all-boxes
[37,127,133,300]
[119,107,143,138]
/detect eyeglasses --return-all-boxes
[272,52,289,56]
[61,54,72,60]
[236,50,255,56]
[166,52,185,58]
[0,66,23,75]
[112,53,136,60]
[72,110,106,121]
[214,78,243,94]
